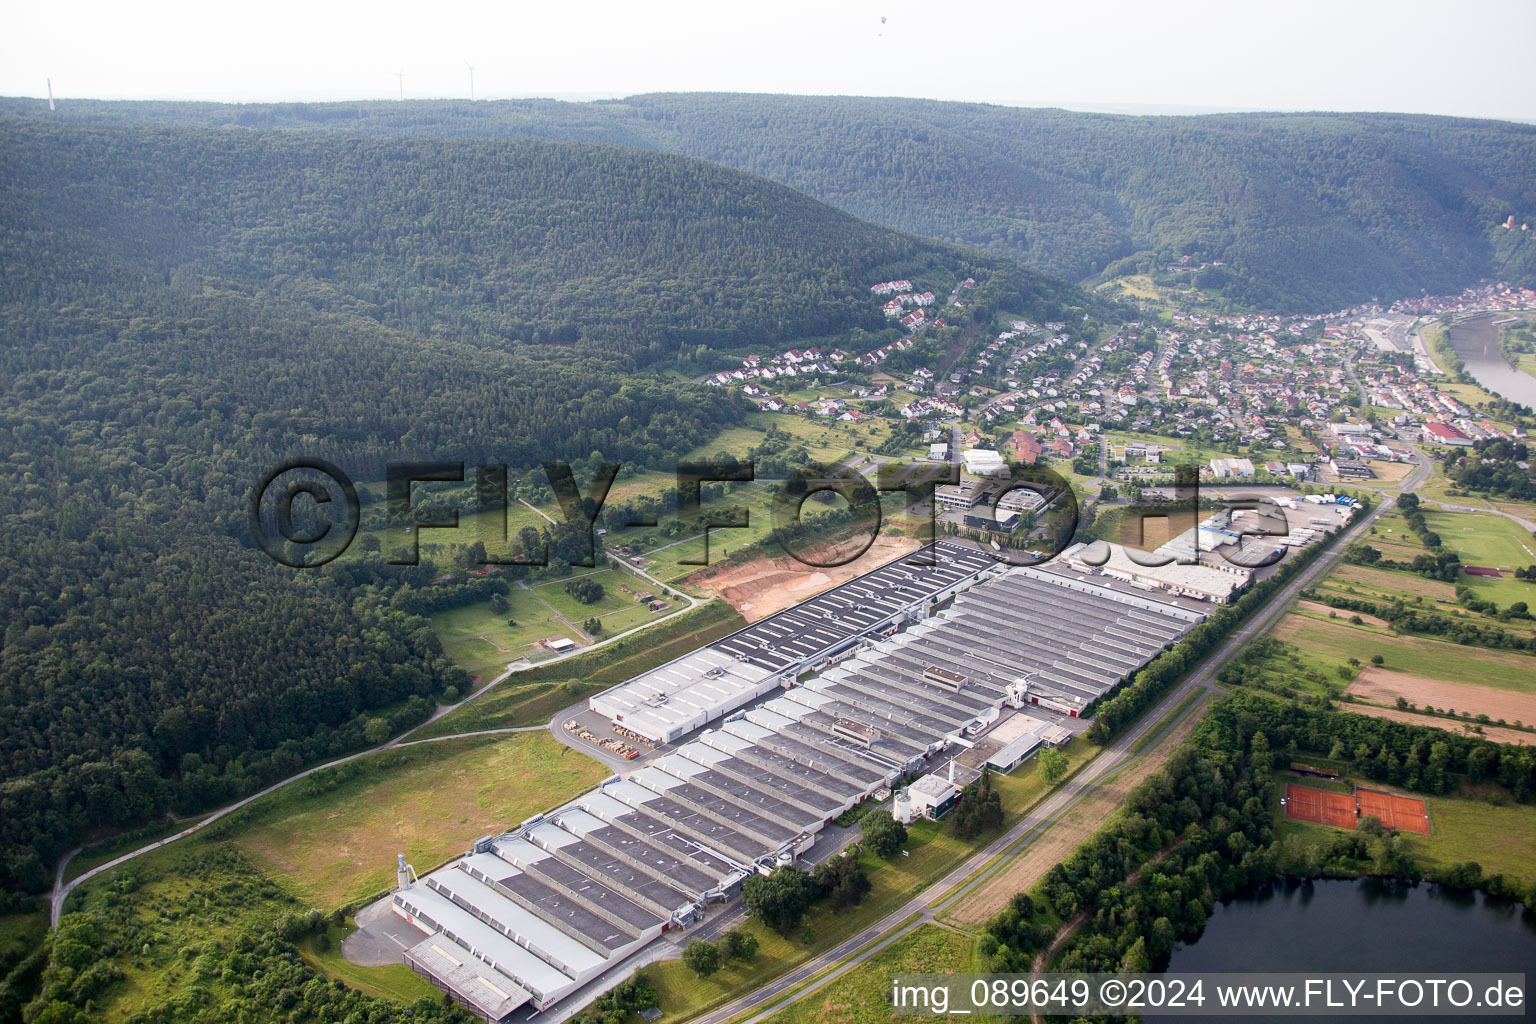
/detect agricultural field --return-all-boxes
[1271,614,1536,694]
[1330,701,1534,747]
[1321,563,1458,605]
[1345,669,1535,732]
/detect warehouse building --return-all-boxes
[589,542,1000,742]
[1058,540,1251,604]
[388,550,1208,1020]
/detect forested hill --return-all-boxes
[0,117,1092,894]
[3,117,1025,353]
[15,93,1534,311]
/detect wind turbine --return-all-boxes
[47,78,55,112]
[467,64,475,101]
[394,69,404,101]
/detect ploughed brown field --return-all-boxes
[1346,668,1536,730]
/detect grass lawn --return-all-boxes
[1103,430,1242,467]
[759,924,982,1024]
[0,906,45,962]
[1271,614,1536,693]
[534,568,668,635]
[299,922,440,1003]
[429,588,579,681]
[1414,509,1536,609]
[1463,572,1536,609]
[1405,791,1536,886]
[214,733,608,909]
[1420,510,1536,569]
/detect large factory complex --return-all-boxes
[382,540,1220,1020]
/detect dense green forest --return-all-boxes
[10,94,1535,309]
[0,116,1096,895]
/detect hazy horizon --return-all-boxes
[9,90,1536,126]
[4,0,1534,123]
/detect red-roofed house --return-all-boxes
[1420,422,1472,446]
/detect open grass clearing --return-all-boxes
[214,733,607,910]
[534,568,672,635]
[415,601,745,737]
[758,925,983,1024]
[429,588,580,681]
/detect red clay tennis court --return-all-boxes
[1356,789,1431,834]
[1285,784,1358,829]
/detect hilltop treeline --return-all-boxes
[1,117,1079,354]
[14,94,1536,310]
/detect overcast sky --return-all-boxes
[3,0,1533,121]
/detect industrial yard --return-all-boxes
[364,540,1213,1019]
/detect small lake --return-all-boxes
[1445,313,1536,409]
[1169,879,1535,1017]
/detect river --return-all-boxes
[1445,313,1536,409]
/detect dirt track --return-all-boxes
[1296,600,1388,627]
[690,534,922,621]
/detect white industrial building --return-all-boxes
[590,543,1001,743]
[387,545,1210,1021]
[962,448,1008,477]
[1059,540,1251,604]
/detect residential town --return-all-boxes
[696,275,1534,546]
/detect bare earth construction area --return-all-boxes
[691,534,922,621]
[1346,668,1536,729]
